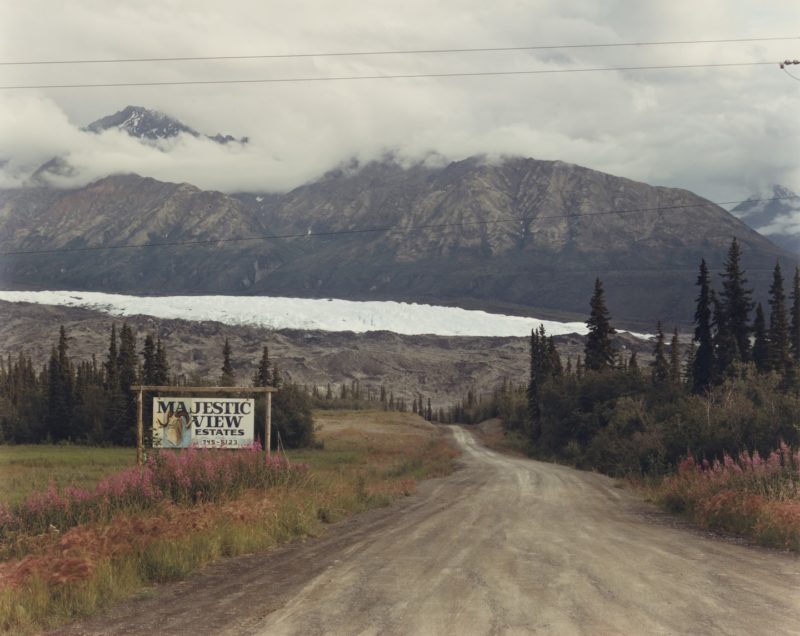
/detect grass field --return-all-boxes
[0,446,135,506]
[0,410,458,634]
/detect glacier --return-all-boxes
[0,290,646,338]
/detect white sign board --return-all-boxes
[152,396,255,449]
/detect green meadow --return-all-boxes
[0,446,135,505]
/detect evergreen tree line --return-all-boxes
[0,324,167,445]
[0,329,313,449]
[306,380,413,413]
[453,239,800,476]
[443,379,527,428]
[577,239,800,391]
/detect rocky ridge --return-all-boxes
[0,156,793,328]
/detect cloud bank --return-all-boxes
[0,1,798,201]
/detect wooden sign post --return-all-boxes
[131,385,278,466]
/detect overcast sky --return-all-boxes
[0,0,798,203]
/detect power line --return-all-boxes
[398,263,795,282]
[0,61,776,90]
[781,59,800,82]
[2,36,796,66]
[0,195,796,257]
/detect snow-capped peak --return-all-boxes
[85,106,248,145]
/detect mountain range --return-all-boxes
[1,107,797,330]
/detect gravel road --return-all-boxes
[57,426,800,636]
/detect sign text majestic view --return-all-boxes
[152,397,255,448]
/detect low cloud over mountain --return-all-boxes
[731,185,800,254]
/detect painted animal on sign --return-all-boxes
[157,404,192,447]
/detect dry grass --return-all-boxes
[0,410,458,634]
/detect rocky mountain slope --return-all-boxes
[0,174,298,293]
[236,157,795,325]
[0,157,792,328]
[731,185,800,255]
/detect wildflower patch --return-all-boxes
[0,446,305,541]
[653,442,800,551]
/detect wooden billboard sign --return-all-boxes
[130,385,277,466]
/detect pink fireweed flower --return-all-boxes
[767,451,781,471]
[2,445,306,538]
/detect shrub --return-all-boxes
[271,384,314,449]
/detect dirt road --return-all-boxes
[58,426,800,636]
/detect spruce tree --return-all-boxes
[112,323,138,445]
[46,347,63,440]
[46,327,74,441]
[103,325,125,444]
[271,363,282,388]
[527,325,563,439]
[692,259,714,393]
[546,336,563,377]
[650,322,669,385]
[527,327,544,435]
[768,262,791,375]
[669,327,681,387]
[58,325,74,436]
[684,340,697,389]
[752,303,769,373]
[154,339,170,385]
[253,345,272,387]
[712,289,738,378]
[118,324,138,391]
[141,334,157,384]
[140,334,168,447]
[719,238,754,363]
[220,338,235,386]
[790,266,800,361]
[584,278,616,371]
[105,324,119,391]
